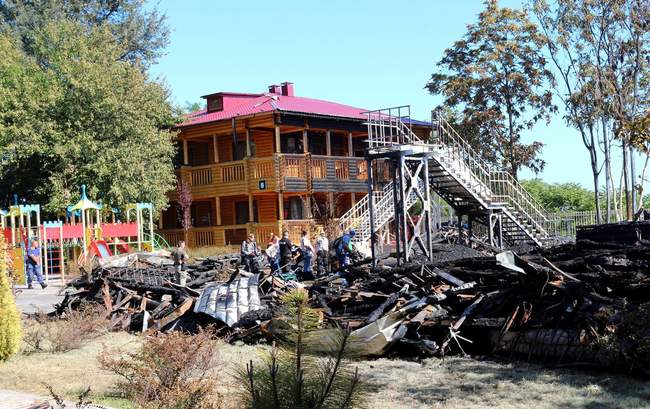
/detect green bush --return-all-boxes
[0,235,22,361]
[238,289,365,409]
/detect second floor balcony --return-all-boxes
[174,154,381,198]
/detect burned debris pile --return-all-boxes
[55,241,649,375]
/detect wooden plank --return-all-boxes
[154,297,194,329]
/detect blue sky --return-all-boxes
[148,0,624,189]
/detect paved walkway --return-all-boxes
[12,279,66,315]
[0,389,116,409]
[0,389,69,409]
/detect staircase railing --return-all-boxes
[338,182,393,234]
[490,171,550,236]
[365,106,419,148]
[431,111,492,198]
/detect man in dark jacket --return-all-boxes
[278,230,293,273]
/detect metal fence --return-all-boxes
[543,210,598,238]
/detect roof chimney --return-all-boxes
[281,82,294,97]
[268,84,282,94]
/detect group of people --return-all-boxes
[170,228,358,286]
[239,228,357,279]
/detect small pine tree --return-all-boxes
[238,289,365,409]
[0,235,22,361]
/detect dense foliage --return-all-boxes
[0,1,177,213]
[427,0,556,179]
[521,179,595,211]
[0,236,22,361]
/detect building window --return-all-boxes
[208,97,223,112]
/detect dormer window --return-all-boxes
[207,96,223,112]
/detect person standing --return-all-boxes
[315,229,329,276]
[241,233,260,273]
[266,233,280,273]
[278,230,293,273]
[25,239,47,289]
[300,230,315,280]
[336,229,356,269]
[172,240,189,286]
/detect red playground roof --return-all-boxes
[178,85,369,128]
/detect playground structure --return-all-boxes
[1,186,160,284]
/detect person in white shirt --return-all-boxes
[300,230,315,280]
[315,229,329,275]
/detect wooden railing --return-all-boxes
[311,158,327,179]
[250,158,275,179]
[220,162,246,183]
[285,156,306,178]
[180,154,371,195]
[159,221,283,248]
[190,166,213,186]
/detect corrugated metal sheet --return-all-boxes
[194,274,261,326]
[178,93,369,128]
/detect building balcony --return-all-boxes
[173,154,375,199]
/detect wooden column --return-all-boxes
[182,140,189,165]
[278,193,284,220]
[158,211,163,229]
[347,131,353,157]
[326,130,332,156]
[213,135,219,163]
[328,192,335,218]
[302,129,308,153]
[248,194,254,223]
[274,125,281,153]
[246,128,252,157]
[351,192,356,205]
[215,197,221,226]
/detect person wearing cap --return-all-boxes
[315,229,329,275]
[336,229,356,269]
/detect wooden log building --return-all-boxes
[158,82,430,247]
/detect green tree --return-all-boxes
[239,289,365,409]
[427,0,556,179]
[0,236,22,361]
[0,0,169,68]
[521,179,595,211]
[0,21,177,212]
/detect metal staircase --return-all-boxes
[340,106,552,251]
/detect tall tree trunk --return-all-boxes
[507,109,517,180]
[603,119,612,223]
[629,145,637,214]
[587,125,601,223]
[622,141,632,220]
[638,153,649,213]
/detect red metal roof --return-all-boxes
[178,92,369,128]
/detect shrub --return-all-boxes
[21,305,108,354]
[99,329,224,409]
[238,289,365,409]
[0,235,22,361]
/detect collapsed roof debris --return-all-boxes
[55,237,649,376]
